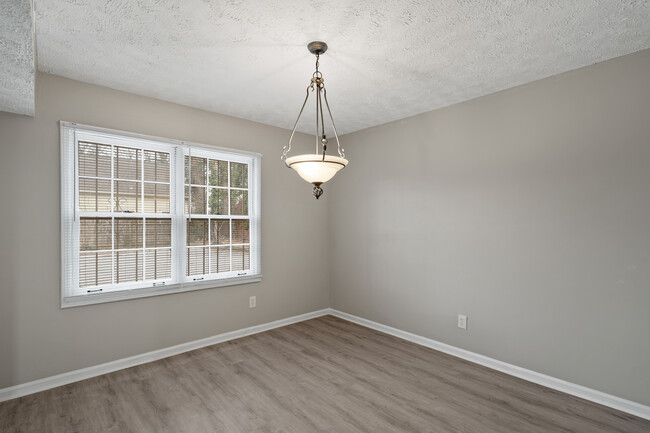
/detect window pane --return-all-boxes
[232,245,250,271]
[209,160,229,187]
[187,219,208,246]
[185,156,207,185]
[230,162,248,188]
[231,220,249,244]
[187,247,208,276]
[146,219,171,248]
[79,142,111,178]
[115,250,143,283]
[79,252,112,288]
[210,219,230,245]
[144,183,170,213]
[143,150,170,182]
[114,146,141,180]
[79,178,111,212]
[185,186,206,214]
[80,218,112,251]
[115,218,143,249]
[208,188,228,215]
[230,190,248,215]
[114,180,141,213]
[210,246,230,273]
[145,248,171,280]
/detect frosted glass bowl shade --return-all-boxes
[285,154,348,184]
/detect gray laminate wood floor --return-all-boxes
[1,315,648,432]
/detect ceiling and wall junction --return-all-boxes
[1,1,649,133]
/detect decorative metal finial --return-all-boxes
[313,184,324,199]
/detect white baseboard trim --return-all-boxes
[3,308,648,421]
[329,309,650,421]
[0,308,331,403]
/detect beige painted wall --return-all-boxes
[329,49,650,406]
[1,51,649,407]
[0,73,330,389]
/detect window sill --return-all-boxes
[61,274,262,308]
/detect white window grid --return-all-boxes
[61,122,262,307]
[75,132,176,293]
[184,150,252,281]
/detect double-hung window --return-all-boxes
[61,122,261,307]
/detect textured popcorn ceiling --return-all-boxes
[0,0,35,116]
[27,1,650,132]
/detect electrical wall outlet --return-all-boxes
[457,314,467,330]
[249,296,256,308]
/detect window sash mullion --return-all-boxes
[173,145,186,285]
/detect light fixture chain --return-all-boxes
[322,87,345,159]
[315,72,320,154]
[318,87,326,160]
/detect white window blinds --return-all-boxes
[61,122,261,307]
[184,150,253,280]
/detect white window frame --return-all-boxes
[61,121,262,308]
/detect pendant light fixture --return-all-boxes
[282,41,348,199]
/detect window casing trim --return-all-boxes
[61,275,263,308]
[61,121,262,308]
[60,121,263,159]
